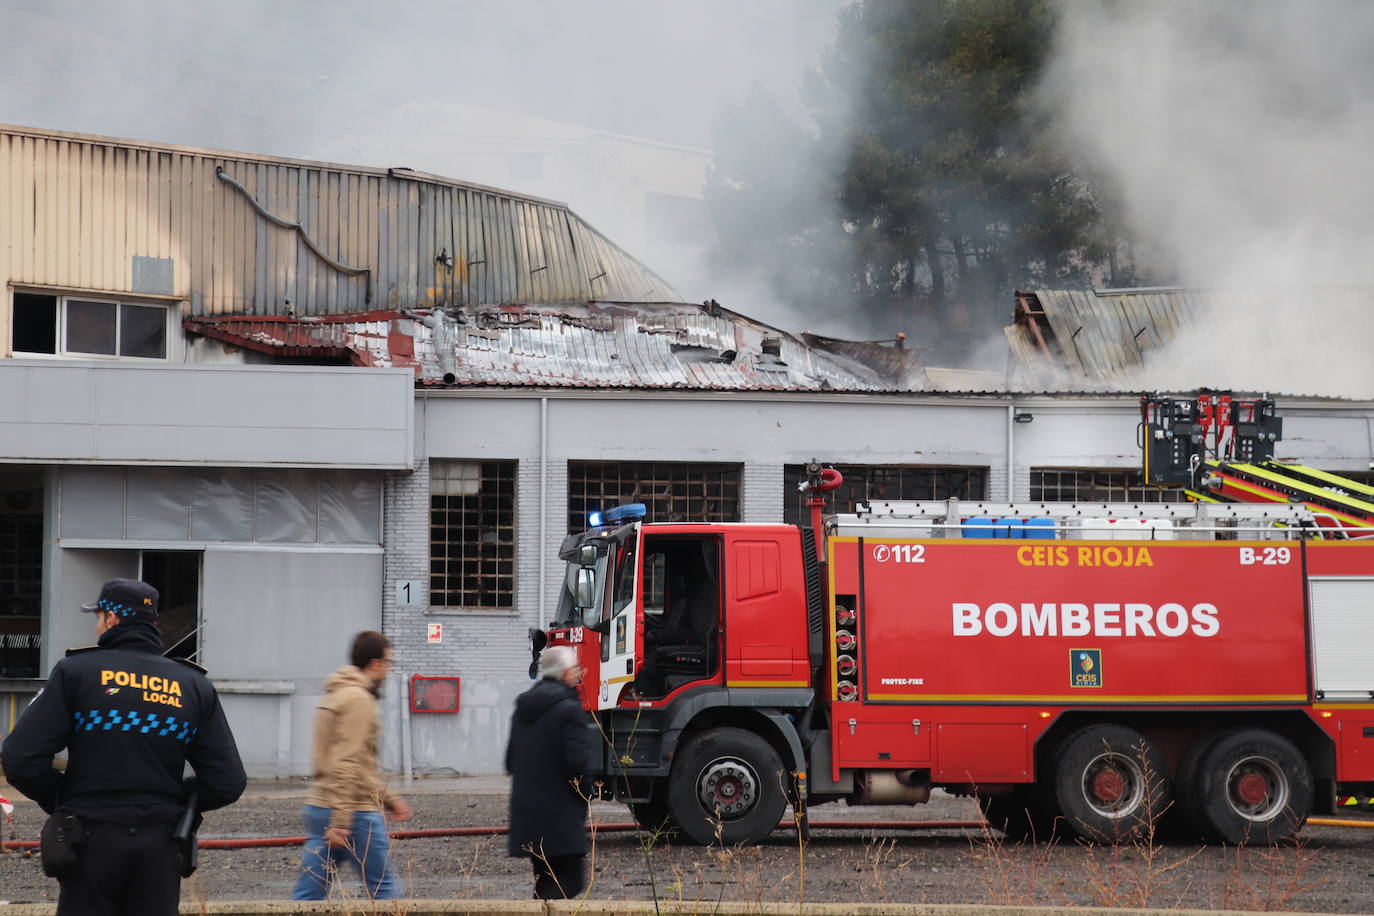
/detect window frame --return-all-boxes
[566,460,743,534]
[9,289,177,362]
[782,463,989,525]
[1029,467,1189,504]
[428,459,518,612]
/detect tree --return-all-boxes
[706,0,1133,360]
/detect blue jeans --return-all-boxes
[290,805,401,900]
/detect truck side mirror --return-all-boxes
[578,545,598,567]
[575,568,597,608]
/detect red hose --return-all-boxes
[0,819,984,852]
[5,815,1366,851]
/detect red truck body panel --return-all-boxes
[828,536,1374,785]
[548,517,1374,796]
[722,528,811,689]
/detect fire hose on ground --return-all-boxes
[2,816,1371,852]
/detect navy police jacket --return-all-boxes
[1,620,246,822]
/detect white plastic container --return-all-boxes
[1111,518,1149,540]
[1144,519,1175,540]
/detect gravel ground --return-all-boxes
[2,779,1373,912]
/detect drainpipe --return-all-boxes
[406,309,457,384]
[539,397,548,629]
[399,673,412,781]
[1006,404,1016,501]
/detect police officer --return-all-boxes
[1,578,246,915]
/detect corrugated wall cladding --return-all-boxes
[0,125,678,320]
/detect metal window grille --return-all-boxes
[567,462,741,534]
[783,464,988,524]
[1030,468,1188,503]
[430,460,516,609]
[0,484,43,677]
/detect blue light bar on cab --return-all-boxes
[604,503,648,524]
[587,510,604,527]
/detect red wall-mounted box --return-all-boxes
[410,675,460,714]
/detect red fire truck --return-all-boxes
[538,469,1374,846]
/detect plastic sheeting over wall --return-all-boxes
[58,466,382,545]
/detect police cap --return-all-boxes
[81,578,159,619]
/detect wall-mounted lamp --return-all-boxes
[1014,411,1034,424]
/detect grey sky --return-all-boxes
[0,0,843,162]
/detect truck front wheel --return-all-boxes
[1188,729,1312,845]
[1053,724,1169,843]
[666,727,787,845]
[978,786,1059,842]
[628,792,677,836]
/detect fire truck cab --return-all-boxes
[540,497,1374,847]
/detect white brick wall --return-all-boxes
[383,457,568,681]
[742,462,785,522]
[987,464,1009,500]
[381,454,580,775]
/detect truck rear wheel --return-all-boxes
[666,726,787,845]
[1053,724,1169,843]
[1161,735,1212,842]
[1188,729,1312,845]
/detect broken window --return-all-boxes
[430,460,516,610]
[783,463,988,524]
[567,461,741,533]
[1031,468,1187,503]
[11,291,170,359]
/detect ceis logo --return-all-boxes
[1070,649,1102,688]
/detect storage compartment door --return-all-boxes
[1310,577,1374,699]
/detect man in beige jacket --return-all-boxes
[291,631,411,900]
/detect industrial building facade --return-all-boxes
[2,124,1371,776]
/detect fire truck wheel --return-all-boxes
[1165,733,1218,842]
[1189,729,1312,845]
[667,727,787,846]
[629,794,678,836]
[1053,724,1169,843]
[978,786,1059,842]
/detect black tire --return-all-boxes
[666,726,787,845]
[1052,724,1170,843]
[979,785,1059,842]
[628,791,678,837]
[1189,729,1312,845]
[1164,733,1217,842]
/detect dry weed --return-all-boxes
[1207,839,1328,912]
[966,814,1067,907]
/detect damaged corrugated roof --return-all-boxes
[1004,287,1374,398]
[185,300,932,392]
[1005,287,1213,388]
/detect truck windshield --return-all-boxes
[551,550,607,628]
[551,524,638,628]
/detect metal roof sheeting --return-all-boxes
[1003,287,1374,399]
[185,301,931,392]
[1007,288,1219,386]
[0,124,678,323]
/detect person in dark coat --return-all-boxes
[505,644,597,899]
[1,578,246,916]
